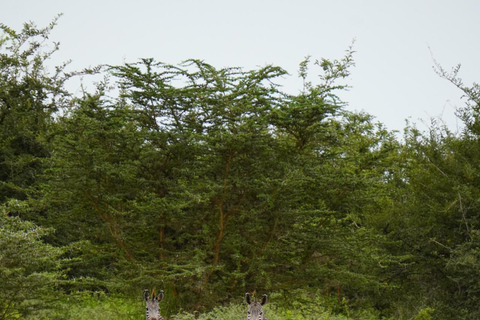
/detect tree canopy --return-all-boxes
[1,19,479,320]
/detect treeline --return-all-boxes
[1,19,480,320]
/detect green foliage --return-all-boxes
[23,293,387,320]
[0,18,403,317]
[0,16,69,204]
[44,49,396,313]
[413,308,435,320]
[171,294,386,320]
[6,17,480,320]
[0,200,63,319]
[0,18,68,319]
[30,292,142,320]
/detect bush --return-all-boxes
[413,308,434,320]
[31,292,142,320]
[0,201,63,319]
[172,293,387,320]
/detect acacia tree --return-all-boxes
[375,63,480,319]
[42,47,404,314]
[1,17,409,316]
[259,55,401,308]
[0,17,69,204]
[0,18,72,319]
[45,59,290,308]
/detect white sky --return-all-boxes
[2,0,479,133]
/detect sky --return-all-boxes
[2,0,479,133]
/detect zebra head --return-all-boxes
[143,289,164,320]
[245,292,267,320]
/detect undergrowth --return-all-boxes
[25,291,432,320]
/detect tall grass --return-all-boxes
[29,292,142,320]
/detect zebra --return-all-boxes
[245,292,268,320]
[143,289,164,320]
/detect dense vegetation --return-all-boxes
[1,19,479,320]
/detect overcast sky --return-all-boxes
[2,0,479,133]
